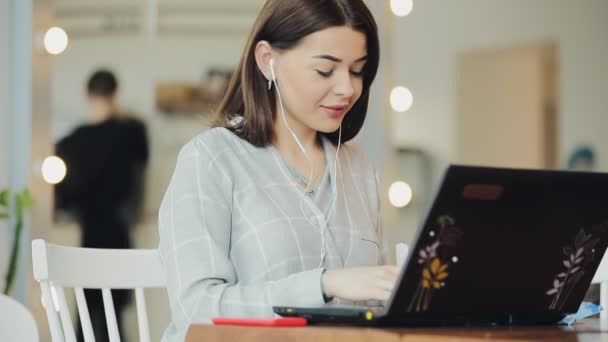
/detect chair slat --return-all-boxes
[135,288,150,342]
[56,285,77,342]
[41,281,65,342]
[102,288,121,342]
[75,287,95,342]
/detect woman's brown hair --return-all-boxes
[213,0,379,147]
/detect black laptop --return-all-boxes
[274,165,608,326]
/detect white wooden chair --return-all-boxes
[0,293,39,341]
[395,242,409,267]
[592,251,608,322]
[31,239,165,342]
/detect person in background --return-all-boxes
[55,69,149,342]
[158,1,398,341]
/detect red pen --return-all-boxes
[212,317,307,327]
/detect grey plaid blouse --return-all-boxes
[158,127,383,342]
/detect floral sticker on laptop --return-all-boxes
[547,222,608,310]
[408,215,463,312]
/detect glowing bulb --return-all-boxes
[390,86,413,112]
[388,181,413,208]
[41,156,66,184]
[390,0,414,17]
[44,27,68,55]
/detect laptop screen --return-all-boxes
[388,165,608,317]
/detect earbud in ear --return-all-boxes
[268,56,305,155]
[269,58,277,82]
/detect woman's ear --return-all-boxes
[254,40,275,81]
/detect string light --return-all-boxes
[389,181,413,208]
[390,0,414,17]
[44,27,69,55]
[390,86,414,112]
[41,156,66,184]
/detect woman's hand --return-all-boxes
[322,266,400,301]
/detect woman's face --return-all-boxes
[273,26,367,134]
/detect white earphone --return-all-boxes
[269,58,277,85]
[268,57,343,267]
[269,58,307,155]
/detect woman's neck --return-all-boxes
[89,99,118,124]
[273,113,320,157]
[273,111,326,186]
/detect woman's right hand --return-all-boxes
[322,266,400,302]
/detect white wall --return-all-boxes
[0,0,8,176]
[0,0,10,290]
[52,36,247,125]
[392,0,608,181]
[3,0,46,305]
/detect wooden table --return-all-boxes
[186,318,608,341]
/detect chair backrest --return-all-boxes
[0,293,39,342]
[592,251,608,284]
[395,242,409,267]
[31,239,165,342]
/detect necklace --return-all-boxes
[287,165,319,197]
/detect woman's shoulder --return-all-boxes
[178,126,245,161]
[339,140,376,174]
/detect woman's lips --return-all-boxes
[321,105,347,119]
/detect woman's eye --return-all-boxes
[316,69,364,78]
[316,70,333,78]
[351,70,364,78]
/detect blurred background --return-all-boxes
[1,0,607,341]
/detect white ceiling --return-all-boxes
[55,0,263,6]
[55,0,265,36]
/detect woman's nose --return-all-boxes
[333,71,355,98]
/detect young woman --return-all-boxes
[158,1,398,340]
